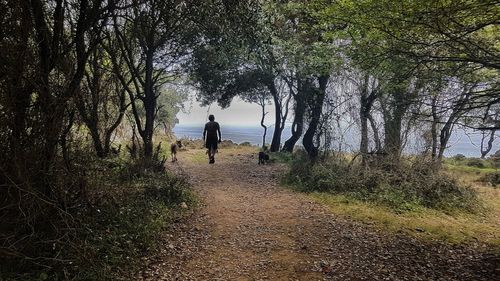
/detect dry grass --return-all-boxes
[309,164,500,246]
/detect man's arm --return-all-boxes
[217,123,221,142]
[203,124,207,141]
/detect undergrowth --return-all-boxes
[0,154,194,281]
[284,153,480,213]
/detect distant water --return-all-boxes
[173,124,498,157]
[173,124,291,146]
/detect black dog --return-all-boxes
[258,146,270,165]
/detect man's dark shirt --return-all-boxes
[204,121,220,140]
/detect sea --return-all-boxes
[173,124,499,158]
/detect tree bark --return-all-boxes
[142,49,156,158]
[268,81,282,152]
[481,130,496,159]
[359,74,376,160]
[76,47,128,158]
[431,96,439,160]
[437,89,471,161]
[381,84,412,161]
[368,113,381,151]
[282,78,306,152]
[260,100,268,148]
[303,75,328,160]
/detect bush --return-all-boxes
[489,150,500,168]
[452,154,466,161]
[284,155,479,213]
[0,155,194,281]
[178,138,204,149]
[144,171,192,205]
[479,172,500,187]
[71,169,194,280]
[466,158,485,168]
[270,151,296,163]
[219,139,237,148]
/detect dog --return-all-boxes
[170,140,182,162]
[258,146,270,165]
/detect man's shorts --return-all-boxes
[205,137,218,150]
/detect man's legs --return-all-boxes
[207,140,215,164]
[208,145,215,163]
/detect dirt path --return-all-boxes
[140,148,499,281]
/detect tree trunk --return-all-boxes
[61,110,75,168]
[259,96,268,148]
[142,49,156,158]
[481,130,496,159]
[382,86,410,161]
[282,79,306,153]
[368,114,381,151]
[303,75,328,160]
[437,123,452,160]
[383,111,404,158]
[268,81,282,152]
[431,96,439,160]
[359,75,371,158]
[437,91,471,161]
[360,111,369,155]
[90,124,105,158]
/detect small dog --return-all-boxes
[170,140,182,162]
[258,146,270,165]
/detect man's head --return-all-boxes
[208,114,215,121]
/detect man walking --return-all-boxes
[203,114,221,164]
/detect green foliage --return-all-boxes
[466,158,486,168]
[315,0,499,72]
[0,156,194,281]
[269,151,295,163]
[479,172,500,187]
[284,155,480,213]
[444,155,498,170]
[155,87,189,133]
[489,150,500,168]
[452,154,467,161]
[72,169,194,280]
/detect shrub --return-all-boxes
[270,151,296,163]
[466,158,485,168]
[219,140,237,148]
[479,172,500,187]
[489,150,500,168]
[0,155,194,281]
[144,171,192,205]
[452,154,466,161]
[179,138,205,149]
[284,155,479,213]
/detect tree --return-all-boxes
[275,1,339,157]
[282,73,306,152]
[155,86,188,135]
[0,0,117,267]
[76,44,128,158]
[0,0,115,193]
[110,0,198,159]
[241,87,273,148]
[187,0,292,152]
[353,73,381,159]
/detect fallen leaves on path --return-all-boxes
[138,149,500,281]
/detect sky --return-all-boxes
[177,96,277,126]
